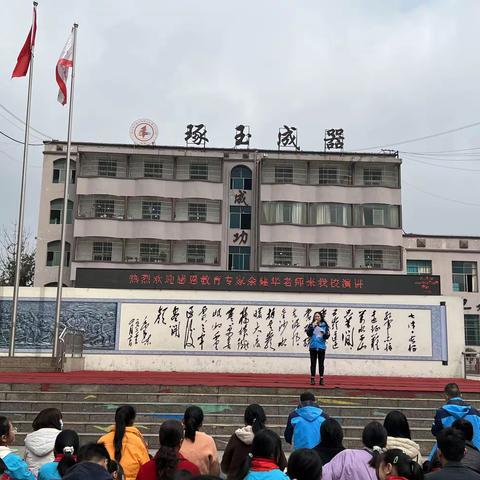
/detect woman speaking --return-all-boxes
[306,311,330,386]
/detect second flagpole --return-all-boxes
[52,23,78,360]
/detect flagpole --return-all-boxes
[9,1,38,357]
[52,23,78,359]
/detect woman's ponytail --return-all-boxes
[183,406,204,443]
[57,447,77,477]
[155,420,184,480]
[54,430,80,477]
[409,458,425,480]
[244,404,266,434]
[113,406,136,462]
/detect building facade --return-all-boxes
[404,234,480,350]
[34,140,480,349]
[34,141,403,286]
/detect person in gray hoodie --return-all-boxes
[221,404,286,480]
[24,408,62,476]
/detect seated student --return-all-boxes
[284,392,329,450]
[287,448,323,480]
[237,429,289,480]
[451,418,480,474]
[374,449,424,480]
[426,427,480,479]
[313,418,346,465]
[38,430,79,480]
[384,411,422,462]
[179,406,220,476]
[24,408,63,477]
[0,416,35,480]
[322,421,387,480]
[136,420,200,480]
[62,443,112,480]
[432,383,480,448]
[222,404,266,479]
[98,405,150,480]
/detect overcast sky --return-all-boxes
[1,0,480,239]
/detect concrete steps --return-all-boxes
[2,384,470,454]
[0,358,57,373]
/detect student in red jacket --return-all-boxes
[375,449,424,480]
[136,420,199,480]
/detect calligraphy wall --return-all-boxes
[118,303,434,359]
[0,287,464,377]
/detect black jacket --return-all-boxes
[313,444,345,465]
[62,462,112,480]
[464,442,480,474]
[426,461,480,480]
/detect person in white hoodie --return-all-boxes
[24,408,63,476]
[383,410,422,463]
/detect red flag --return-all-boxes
[11,3,37,78]
[55,30,74,105]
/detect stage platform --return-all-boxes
[0,370,479,393]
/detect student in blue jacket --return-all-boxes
[284,392,329,450]
[432,383,480,448]
[0,416,35,480]
[306,310,330,386]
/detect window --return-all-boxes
[465,315,480,346]
[229,246,251,271]
[188,203,207,222]
[142,201,162,220]
[319,248,338,267]
[46,241,70,266]
[309,204,351,226]
[230,165,252,190]
[189,163,208,180]
[318,167,338,185]
[353,204,400,227]
[95,199,115,218]
[452,261,478,292]
[187,244,206,263]
[49,199,73,224]
[274,166,293,184]
[364,249,383,268]
[262,202,306,224]
[363,167,382,185]
[52,159,76,184]
[93,241,113,261]
[139,243,167,263]
[230,206,251,229]
[407,260,432,275]
[274,246,292,266]
[97,159,117,177]
[144,162,163,178]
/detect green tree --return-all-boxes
[0,226,35,287]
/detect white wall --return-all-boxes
[0,287,464,377]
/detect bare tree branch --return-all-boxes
[0,224,35,287]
